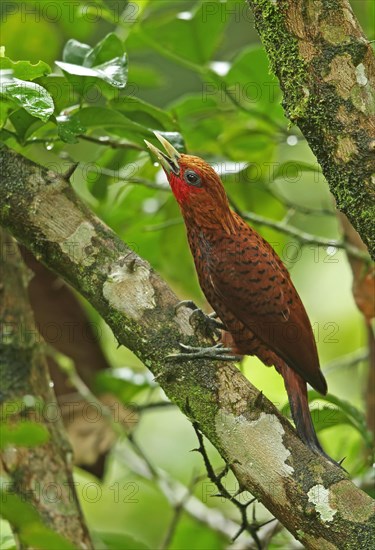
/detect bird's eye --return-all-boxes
[184,169,202,187]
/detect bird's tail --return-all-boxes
[279,363,338,466]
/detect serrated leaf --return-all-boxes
[0,58,51,81]
[0,73,54,121]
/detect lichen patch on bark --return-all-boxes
[307,484,337,522]
[216,411,293,505]
[103,259,156,320]
[355,63,368,86]
[174,306,195,336]
[321,24,347,45]
[323,54,356,99]
[59,221,97,266]
[336,136,358,162]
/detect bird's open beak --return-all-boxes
[144,132,181,175]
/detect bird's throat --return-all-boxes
[182,202,237,235]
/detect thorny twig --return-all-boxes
[190,414,277,550]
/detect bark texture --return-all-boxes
[247,0,375,258]
[0,147,374,549]
[0,230,93,548]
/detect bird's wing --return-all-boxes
[207,218,327,394]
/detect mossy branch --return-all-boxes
[247,0,375,259]
[0,230,93,549]
[0,147,374,549]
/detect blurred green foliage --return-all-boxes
[0,1,374,548]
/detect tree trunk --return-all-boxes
[247,0,375,259]
[0,229,93,549]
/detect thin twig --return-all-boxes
[190,418,266,550]
[78,134,143,150]
[323,348,369,374]
[228,197,370,262]
[159,474,196,550]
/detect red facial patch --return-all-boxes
[168,171,203,205]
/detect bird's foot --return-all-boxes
[166,342,241,362]
[175,300,226,339]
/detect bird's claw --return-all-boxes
[166,342,241,362]
[174,300,199,314]
[174,300,226,339]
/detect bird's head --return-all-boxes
[145,132,231,226]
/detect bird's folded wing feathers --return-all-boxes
[207,235,327,394]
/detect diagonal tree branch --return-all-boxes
[0,147,374,549]
[246,0,375,259]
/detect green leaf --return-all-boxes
[0,73,54,121]
[55,59,126,88]
[94,368,154,403]
[56,114,86,144]
[0,128,16,143]
[55,58,127,89]
[310,392,372,445]
[139,0,230,64]
[56,33,128,91]
[0,58,51,81]
[272,161,321,181]
[282,391,372,447]
[111,96,175,130]
[37,75,77,113]
[129,64,164,88]
[93,530,150,550]
[62,106,160,146]
[170,94,223,152]
[0,421,50,449]
[9,109,44,141]
[0,492,77,550]
[61,39,91,66]
[84,33,124,68]
[225,46,282,112]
